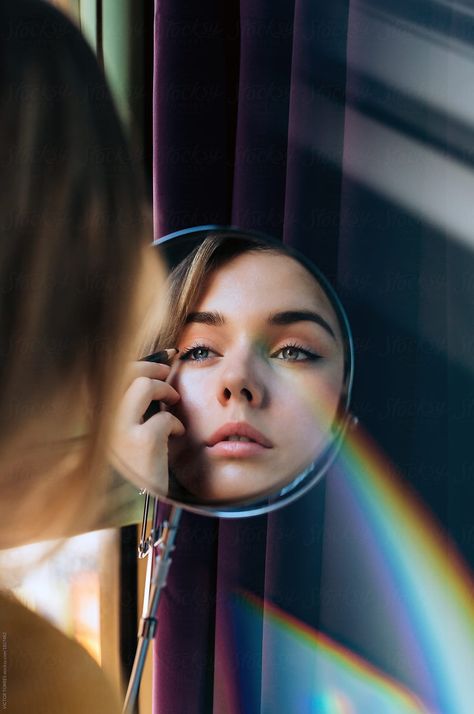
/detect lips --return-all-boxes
[206,422,273,448]
[204,422,273,458]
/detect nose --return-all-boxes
[216,353,266,408]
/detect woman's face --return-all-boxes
[168,250,345,503]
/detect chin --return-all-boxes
[201,467,283,503]
[172,467,261,504]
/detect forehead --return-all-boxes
[196,250,335,317]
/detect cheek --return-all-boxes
[170,370,214,428]
[271,377,339,472]
[272,369,342,435]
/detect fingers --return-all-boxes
[120,377,180,424]
[145,410,186,438]
[110,406,185,495]
[111,350,185,493]
[126,360,171,387]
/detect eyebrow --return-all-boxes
[268,310,336,339]
[186,311,226,326]
[186,309,336,339]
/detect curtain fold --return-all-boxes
[152,3,349,712]
[152,0,240,236]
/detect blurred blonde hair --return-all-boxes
[0,0,164,548]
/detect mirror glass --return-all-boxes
[149,226,354,518]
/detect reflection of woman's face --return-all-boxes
[168,250,345,503]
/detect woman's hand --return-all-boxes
[109,359,185,496]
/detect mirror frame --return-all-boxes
[152,225,355,518]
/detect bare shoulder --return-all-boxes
[0,591,121,714]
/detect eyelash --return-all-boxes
[179,342,322,363]
[179,343,217,362]
[271,342,322,362]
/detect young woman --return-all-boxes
[154,232,348,504]
[0,1,180,711]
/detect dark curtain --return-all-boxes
[152,0,474,712]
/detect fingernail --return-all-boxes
[165,348,179,359]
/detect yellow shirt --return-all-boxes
[0,591,121,714]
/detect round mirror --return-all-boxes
[148,226,354,518]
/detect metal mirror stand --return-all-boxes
[123,498,182,714]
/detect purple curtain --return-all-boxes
[152,0,474,712]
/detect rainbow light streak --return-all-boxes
[334,428,474,714]
[227,401,474,713]
[232,591,429,714]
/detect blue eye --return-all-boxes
[179,345,216,362]
[272,344,321,362]
[179,343,320,363]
